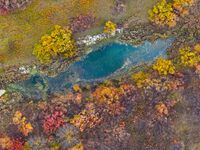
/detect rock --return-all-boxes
[0,89,6,97]
[19,66,30,74]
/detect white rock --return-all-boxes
[19,66,30,74]
[0,90,6,97]
[76,28,123,46]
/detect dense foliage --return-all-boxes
[149,0,194,27]
[153,58,175,75]
[42,111,64,134]
[173,0,194,16]
[148,0,177,27]
[33,25,76,64]
[179,46,200,67]
[103,21,117,35]
[92,86,121,104]
[131,71,149,88]
[12,111,33,136]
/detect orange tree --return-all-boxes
[92,86,122,104]
[173,0,194,16]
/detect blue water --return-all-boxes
[8,39,174,99]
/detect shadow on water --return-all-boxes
[7,39,174,99]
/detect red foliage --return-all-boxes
[42,111,64,134]
[69,13,96,33]
[9,139,23,150]
[0,7,9,16]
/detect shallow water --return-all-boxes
[9,39,174,99]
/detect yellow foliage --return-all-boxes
[179,46,200,67]
[13,111,33,136]
[92,86,121,104]
[0,136,12,149]
[23,142,31,150]
[148,0,177,27]
[153,58,175,75]
[73,84,82,93]
[33,25,76,64]
[143,78,171,92]
[70,109,102,132]
[103,21,117,34]
[194,44,200,52]
[173,0,193,16]
[131,71,149,88]
[69,143,84,150]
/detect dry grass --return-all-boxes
[0,0,157,65]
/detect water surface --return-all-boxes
[9,39,174,99]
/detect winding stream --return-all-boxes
[9,39,174,99]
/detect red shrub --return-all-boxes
[42,111,64,134]
[0,7,9,16]
[9,139,23,150]
[69,13,96,33]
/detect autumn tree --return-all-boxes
[153,58,175,75]
[12,111,33,136]
[92,86,121,104]
[131,71,149,88]
[149,0,194,27]
[33,25,76,64]
[148,0,177,27]
[173,0,194,16]
[179,46,200,67]
[103,21,117,35]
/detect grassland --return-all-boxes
[0,0,157,65]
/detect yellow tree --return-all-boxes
[92,86,121,104]
[148,0,177,27]
[103,21,117,35]
[33,25,76,64]
[179,46,200,67]
[153,58,175,75]
[131,71,149,88]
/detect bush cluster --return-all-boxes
[33,25,76,64]
[153,58,175,75]
[149,0,194,27]
[148,0,177,27]
[103,21,117,35]
[179,46,200,67]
